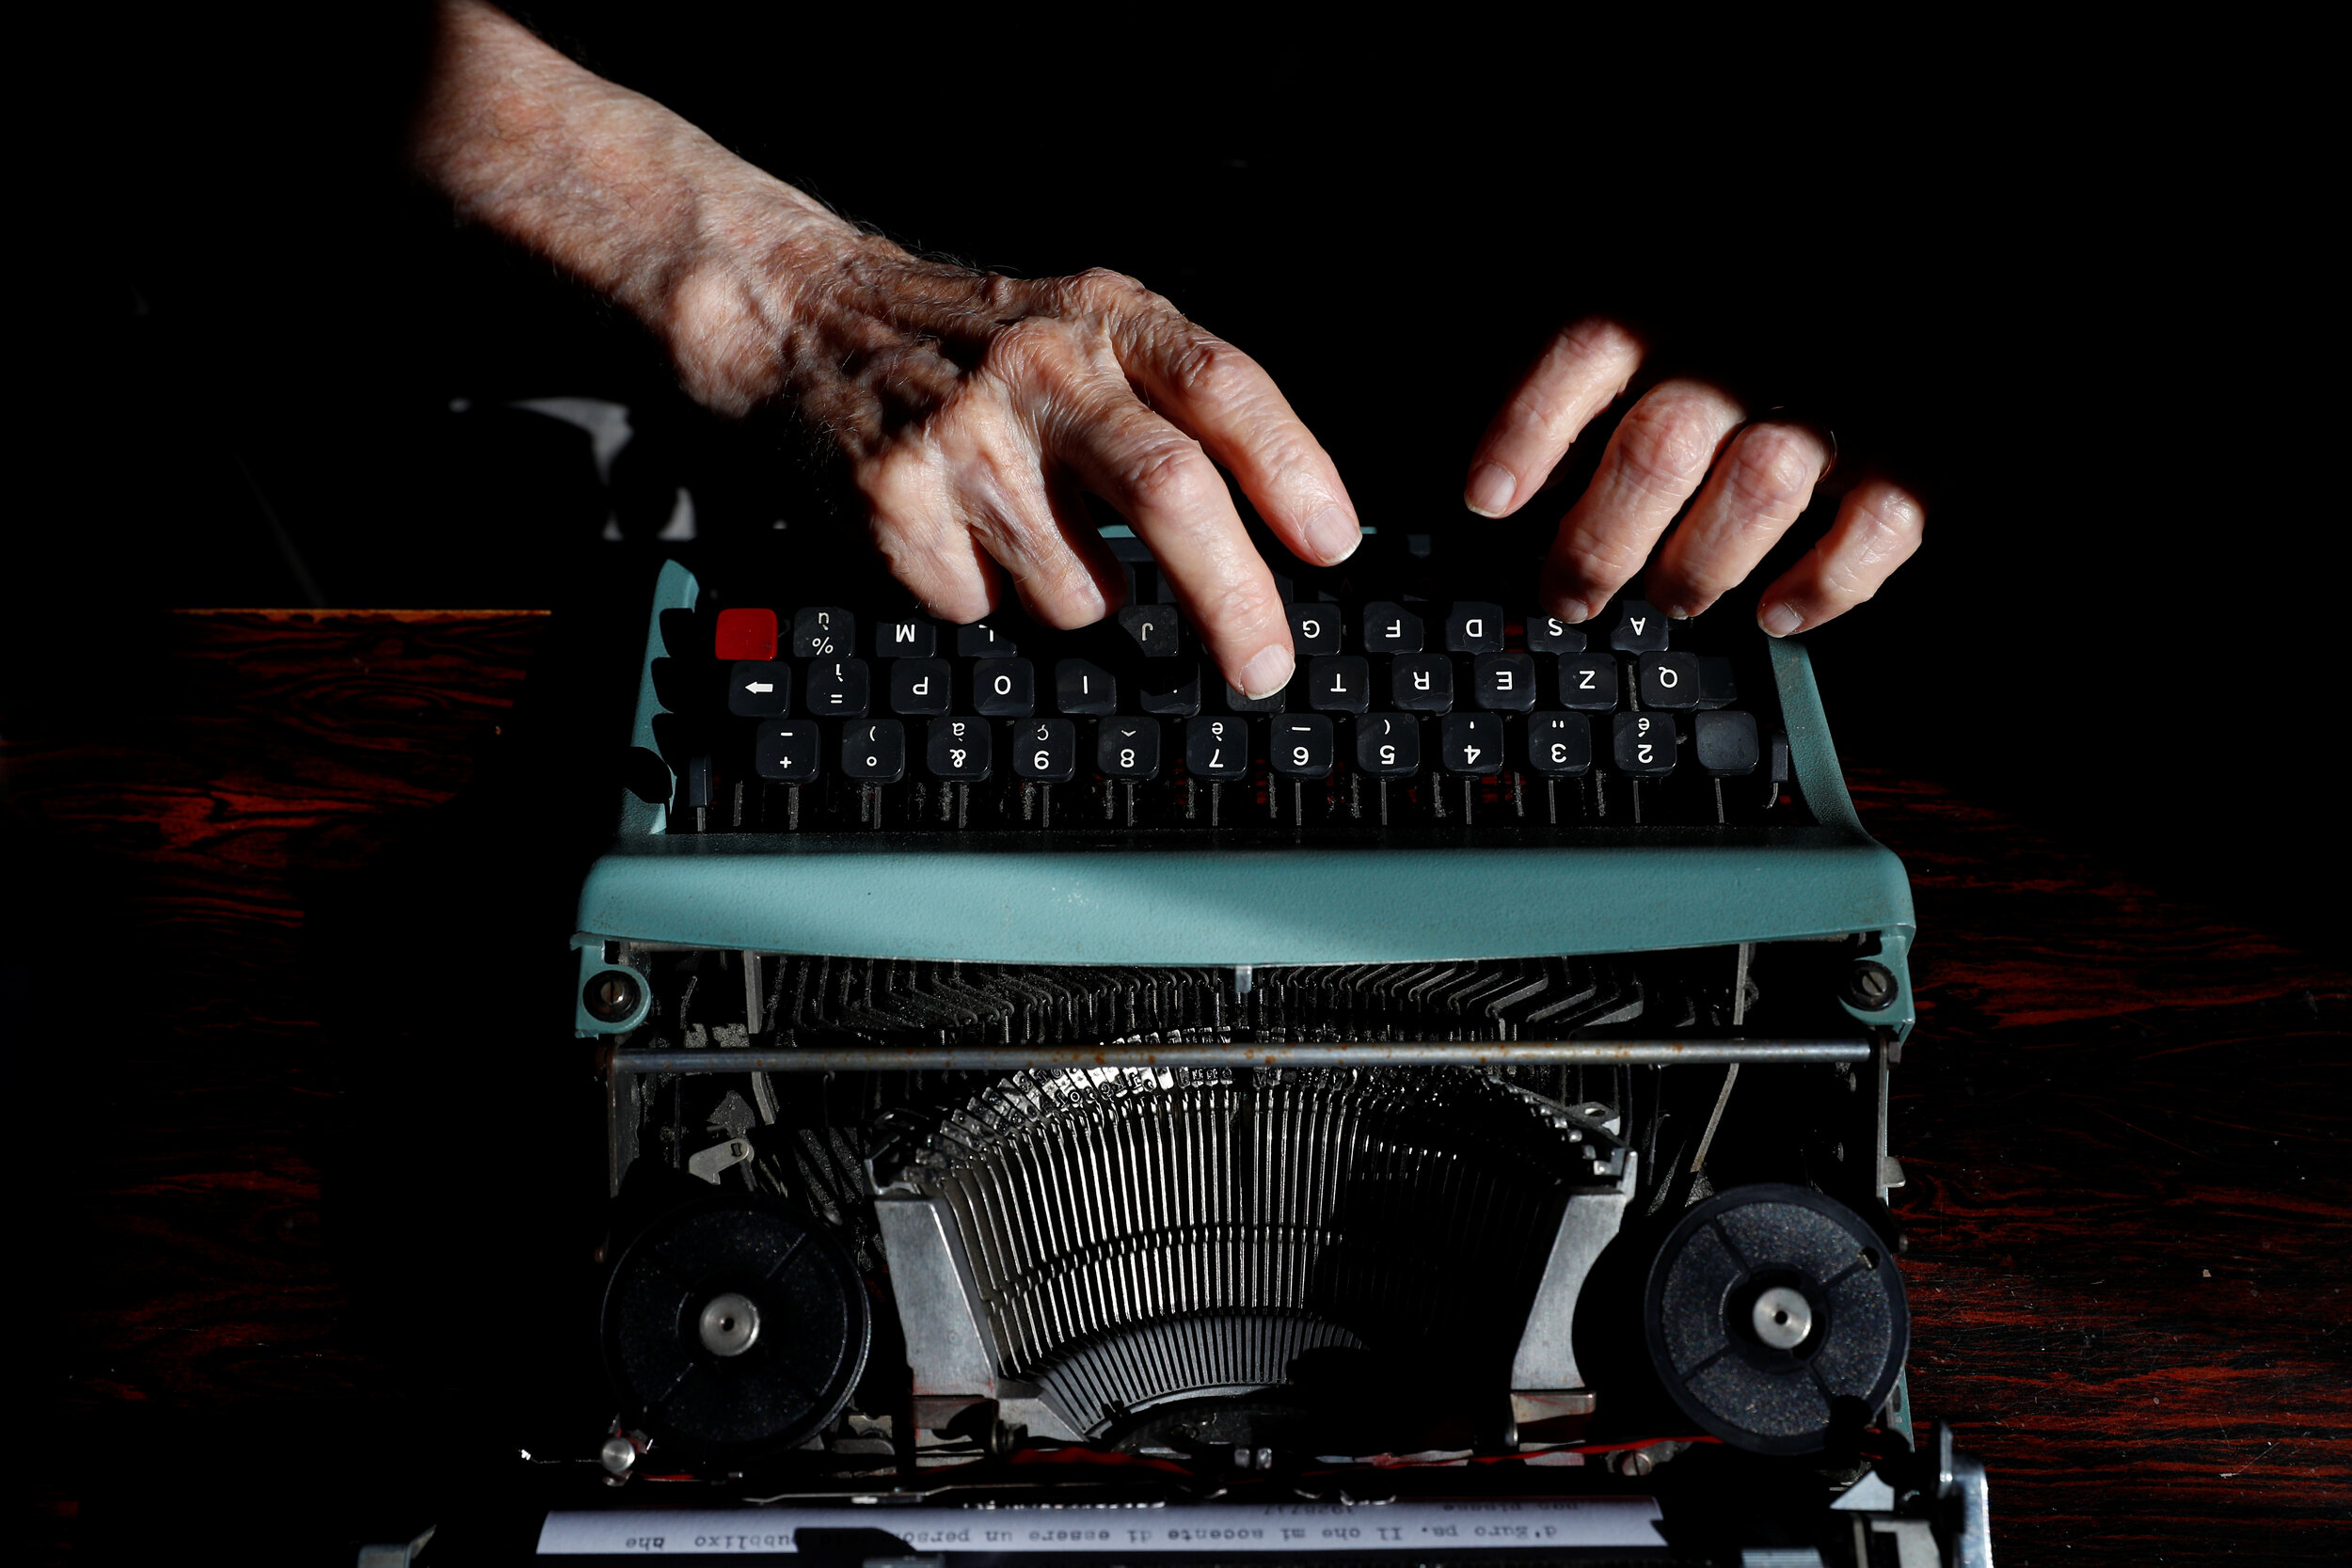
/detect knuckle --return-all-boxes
[1164,332,1260,408]
[1113,434,1216,511]
[1723,426,1825,515]
[1613,392,1735,496]
[982,313,1076,381]
[1063,265,1151,310]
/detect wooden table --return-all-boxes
[8,610,2345,1564]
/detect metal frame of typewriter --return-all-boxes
[561,560,1990,1564]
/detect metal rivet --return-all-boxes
[1842,959,1899,1012]
[584,970,644,1023]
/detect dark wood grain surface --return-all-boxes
[7,611,2345,1564]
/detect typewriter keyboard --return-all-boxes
[659,534,1796,838]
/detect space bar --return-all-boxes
[610,1038,1873,1073]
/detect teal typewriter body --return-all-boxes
[549,540,1987,1568]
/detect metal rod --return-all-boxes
[611,1039,1872,1074]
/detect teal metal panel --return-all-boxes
[574,835,1911,966]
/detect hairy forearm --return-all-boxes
[407,0,855,410]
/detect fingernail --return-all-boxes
[1553,597,1591,625]
[1237,644,1294,701]
[1760,602,1804,637]
[1465,462,1516,517]
[1305,503,1360,564]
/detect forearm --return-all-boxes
[407,0,854,411]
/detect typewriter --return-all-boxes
[527,521,1993,1566]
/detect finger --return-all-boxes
[1755,478,1926,636]
[1463,316,1645,518]
[858,448,1004,624]
[861,409,1119,631]
[1052,370,1294,698]
[1116,309,1361,566]
[1539,379,1745,623]
[1643,420,1834,620]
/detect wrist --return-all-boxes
[657,173,866,418]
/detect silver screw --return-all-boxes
[599,1435,637,1476]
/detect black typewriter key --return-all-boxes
[1056,657,1118,716]
[1354,713,1421,775]
[1097,718,1162,779]
[972,657,1035,717]
[753,720,821,782]
[1471,651,1535,711]
[1527,615,1587,655]
[1221,680,1286,713]
[956,620,1018,657]
[726,659,791,717]
[1185,716,1250,780]
[1558,655,1618,711]
[1271,714,1335,777]
[1612,710,1677,775]
[1636,650,1702,709]
[1699,655,1738,708]
[1308,655,1370,713]
[925,716,993,780]
[1439,712,1504,775]
[1137,659,1203,716]
[840,719,907,783]
[1391,653,1454,713]
[1525,712,1592,776]
[889,657,952,716]
[1608,597,1668,653]
[1116,603,1182,658]
[1444,601,1505,653]
[791,606,855,657]
[1013,718,1077,782]
[1360,600,1423,654]
[1692,709,1760,775]
[874,614,936,658]
[805,657,870,717]
[1287,603,1341,656]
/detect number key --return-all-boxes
[1354,713,1420,776]
[1014,718,1077,782]
[1270,715,1335,778]
[1185,716,1250,780]
[1439,713,1503,775]
[1097,719,1162,779]
[1611,711,1677,776]
[1524,712,1591,776]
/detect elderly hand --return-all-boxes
[1462,317,1924,635]
[674,239,1358,698]
[412,0,1354,699]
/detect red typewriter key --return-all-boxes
[713,608,777,660]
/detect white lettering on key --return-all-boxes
[1497,669,1516,689]
[1302,618,1323,640]
[993,674,1012,696]
[1466,617,1484,639]
[1384,619,1402,640]
[1465,746,1483,765]
[949,748,967,768]
[1120,748,1136,768]
[1579,669,1597,689]
[912,675,931,694]
[1033,750,1051,770]
[1413,671,1432,690]
[1637,742,1654,763]
[1379,744,1397,765]
[894,622,916,643]
[744,681,773,694]
[1630,616,1646,635]
[1659,666,1679,688]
